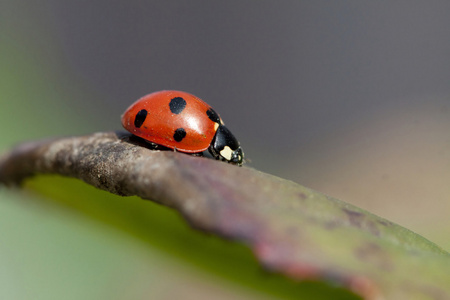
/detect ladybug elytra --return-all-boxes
[121,90,244,165]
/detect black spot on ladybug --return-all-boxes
[134,109,148,128]
[173,128,187,142]
[206,108,221,124]
[169,97,187,114]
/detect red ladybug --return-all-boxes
[121,90,244,165]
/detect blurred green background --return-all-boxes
[1,1,449,299]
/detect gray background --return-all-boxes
[2,1,450,248]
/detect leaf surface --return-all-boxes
[1,132,449,300]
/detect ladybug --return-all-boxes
[121,90,244,165]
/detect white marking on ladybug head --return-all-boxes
[220,146,233,161]
[214,122,219,131]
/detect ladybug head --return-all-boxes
[209,125,244,166]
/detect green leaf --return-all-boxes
[1,132,449,299]
[25,175,358,300]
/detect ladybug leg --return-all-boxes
[129,137,164,150]
[147,141,160,149]
[141,139,171,151]
[190,152,204,157]
[208,145,220,160]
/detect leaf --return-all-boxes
[1,131,449,300]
